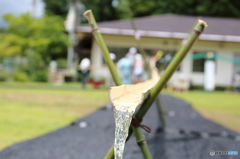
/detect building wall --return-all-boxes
[90,34,240,87]
[90,41,111,80]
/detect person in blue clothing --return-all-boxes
[117,48,136,84]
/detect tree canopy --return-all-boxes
[44,0,240,22]
[0,14,68,61]
[0,14,69,81]
[43,0,69,17]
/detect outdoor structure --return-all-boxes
[76,14,240,88]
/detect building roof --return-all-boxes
[77,14,240,42]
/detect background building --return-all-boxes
[77,14,240,88]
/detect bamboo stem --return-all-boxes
[104,146,114,159]
[83,10,153,159]
[133,127,153,159]
[156,95,166,128]
[83,10,121,86]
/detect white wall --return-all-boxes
[91,40,112,80]
[215,51,234,86]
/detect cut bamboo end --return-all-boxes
[83,10,92,19]
[198,19,208,27]
[110,65,160,113]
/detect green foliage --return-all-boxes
[43,0,69,16]
[156,0,240,18]
[81,0,119,21]
[13,72,29,82]
[44,0,240,22]
[26,51,46,74]
[0,14,69,82]
[43,0,120,22]
[116,0,158,18]
[116,0,240,18]
[0,13,68,61]
[31,70,48,82]
[57,58,67,69]
[0,71,7,81]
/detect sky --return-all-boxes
[0,0,45,27]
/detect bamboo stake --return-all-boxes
[104,146,114,159]
[132,127,153,159]
[84,10,153,159]
[102,20,207,158]
[156,95,166,128]
[83,10,121,86]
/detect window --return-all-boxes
[192,52,205,72]
[234,53,240,74]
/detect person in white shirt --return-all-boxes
[79,58,91,89]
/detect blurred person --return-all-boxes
[110,53,116,62]
[133,54,144,83]
[79,58,91,89]
[127,47,137,63]
[165,53,172,62]
[117,53,133,84]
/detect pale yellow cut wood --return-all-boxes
[110,61,160,113]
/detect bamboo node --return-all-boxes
[92,28,100,33]
[137,139,147,146]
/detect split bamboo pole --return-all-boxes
[83,10,121,86]
[83,10,153,159]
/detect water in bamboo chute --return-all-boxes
[110,61,160,159]
[113,106,134,159]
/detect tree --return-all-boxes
[116,0,240,18]
[155,0,240,18]
[43,0,69,16]
[0,14,68,60]
[0,14,69,81]
[43,0,240,20]
[81,0,119,21]
[43,0,120,22]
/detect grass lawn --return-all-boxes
[167,91,240,133]
[0,82,109,150]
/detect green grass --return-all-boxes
[167,91,240,133]
[0,82,109,150]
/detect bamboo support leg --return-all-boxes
[133,127,153,159]
[156,95,166,129]
[83,10,153,159]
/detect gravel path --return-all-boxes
[0,95,239,159]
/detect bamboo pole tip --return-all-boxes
[198,19,208,27]
[83,10,92,19]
